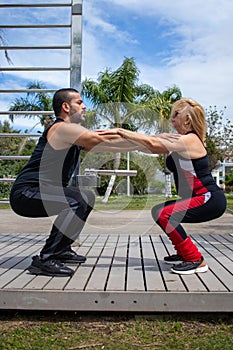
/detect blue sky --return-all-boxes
[0,0,233,131]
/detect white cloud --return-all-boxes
[83,1,138,45]
[82,0,233,121]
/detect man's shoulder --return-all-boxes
[47,121,89,149]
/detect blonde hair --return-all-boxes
[171,98,206,144]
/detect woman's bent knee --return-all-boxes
[151,203,163,222]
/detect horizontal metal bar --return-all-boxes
[0,111,54,115]
[0,67,69,71]
[0,133,40,137]
[0,201,10,205]
[0,46,70,50]
[0,3,71,8]
[0,89,56,93]
[0,25,71,28]
[0,178,15,182]
[85,169,138,176]
[0,156,30,160]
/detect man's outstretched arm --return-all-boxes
[47,122,140,152]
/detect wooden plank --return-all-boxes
[65,235,108,290]
[1,290,232,312]
[221,233,233,244]
[209,234,233,258]
[191,236,229,292]
[151,235,186,292]
[85,235,117,291]
[212,233,233,244]
[0,235,45,288]
[191,235,233,291]
[203,234,233,255]
[106,235,128,291]
[0,233,27,246]
[193,234,233,275]
[0,234,12,243]
[0,234,42,262]
[140,235,165,291]
[5,262,39,289]
[126,235,145,291]
[0,234,31,256]
[23,274,54,290]
[0,234,44,270]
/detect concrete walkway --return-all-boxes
[0,208,232,236]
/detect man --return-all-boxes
[10,88,132,277]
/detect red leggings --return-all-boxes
[151,190,226,260]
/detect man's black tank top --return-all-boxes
[11,119,81,189]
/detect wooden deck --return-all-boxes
[0,232,232,312]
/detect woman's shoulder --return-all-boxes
[178,133,207,159]
[180,131,204,145]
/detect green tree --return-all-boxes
[82,57,158,202]
[0,121,36,199]
[82,57,182,201]
[82,57,156,131]
[225,169,233,192]
[205,106,233,169]
[8,81,54,130]
[140,86,182,133]
[144,86,182,197]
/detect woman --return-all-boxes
[102,98,226,275]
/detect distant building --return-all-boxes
[212,159,233,186]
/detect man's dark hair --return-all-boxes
[53,88,79,116]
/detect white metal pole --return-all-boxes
[127,152,130,196]
[70,0,82,91]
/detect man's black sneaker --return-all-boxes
[55,249,87,264]
[171,256,208,275]
[27,255,74,277]
[164,254,183,265]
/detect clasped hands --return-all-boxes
[95,128,181,142]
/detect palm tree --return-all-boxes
[0,29,12,64]
[143,86,181,130]
[82,57,158,202]
[145,86,182,197]
[9,81,54,130]
[83,58,182,200]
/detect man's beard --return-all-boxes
[70,111,85,124]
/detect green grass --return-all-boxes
[94,194,166,211]
[225,194,233,211]
[1,194,233,211]
[94,194,233,211]
[0,313,232,350]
